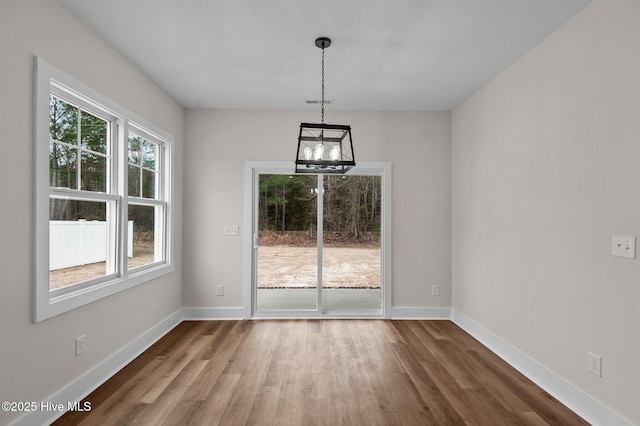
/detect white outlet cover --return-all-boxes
[588,352,602,377]
[75,335,86,357]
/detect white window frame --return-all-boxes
[34,57,174,322]
[125,125,168,273]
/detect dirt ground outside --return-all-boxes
[257,246,381,289]
[50,232,382,290]
[49,249,154,290]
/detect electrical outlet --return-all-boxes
[588,352,602,377]
[75,335,86,357]
[432,285,440,296]
[216,285,224,296]
[224,225,239,236]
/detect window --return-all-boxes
[48,94,117,291]
[127,130,165,271]
[34,58,173,322]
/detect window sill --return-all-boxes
[35,263,174,322]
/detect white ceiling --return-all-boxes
[58,0,591,111]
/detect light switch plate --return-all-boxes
[611,235,635,258]
[224,225,239,236]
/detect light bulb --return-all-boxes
[303,147,313,160]
[330,145,340,161]
[314,143,324,160]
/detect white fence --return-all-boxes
[50,220,133,270]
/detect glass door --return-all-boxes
[255,174,319,311]
[253,171,383,316]
[321,175,382,312]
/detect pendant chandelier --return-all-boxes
[295,37,355,174]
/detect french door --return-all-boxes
[245,162,391,318]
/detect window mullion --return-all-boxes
[127,197,164,208]
[49,188,118,203]
[139,164,143,198]
[108,120,114,195]
[118,119,129,277]
[76,106,82,190]
[154,144,162,202]
[158,144,164,201]
[106,119,118,278]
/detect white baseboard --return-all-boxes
[391,307,451,319]
[11,309,183,426]
[451,309,632,426]
[183,307,452,321]
[182,307,245,320]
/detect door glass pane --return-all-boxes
[256,174,318,310]
[49,199,109,290]
[322,175,382,309]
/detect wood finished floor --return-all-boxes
[54,320,588,426]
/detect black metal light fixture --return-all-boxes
[295,37,355,174]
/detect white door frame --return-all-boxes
[243,161,392,319]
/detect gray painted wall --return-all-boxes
[452,0,640,423]
[0,1,184,424]
[183,110,452,310]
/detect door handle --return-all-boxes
[253,234,258,250]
